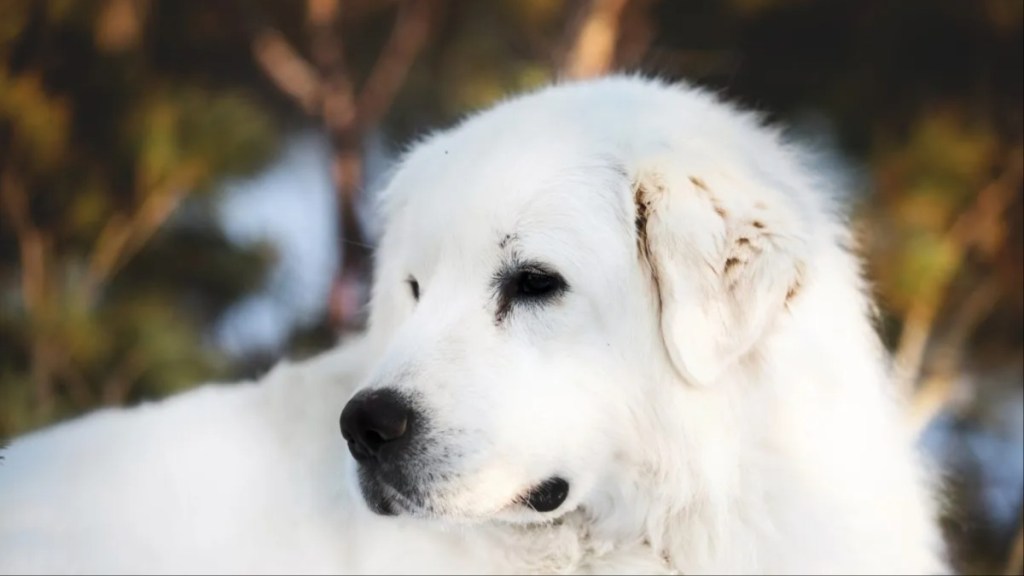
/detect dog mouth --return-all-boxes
[376,482,422,516]
[364,480,436,518]
[360,471,571,519]
[357,468,428,517]
[515,476,570,513]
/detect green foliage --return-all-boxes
[0,72,70,170]
[870,110,1001,309]
[126,86,277,193]
[0,1,280,437]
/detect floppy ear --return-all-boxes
[634,160,807,386]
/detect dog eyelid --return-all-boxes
[515,268,565,299]
[495,262,568,303]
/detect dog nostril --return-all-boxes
[340,388,414,462]
[365,429,384,446]
[362,419,407,451]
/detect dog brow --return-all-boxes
[490,250,524,324]
[498,233,518,251]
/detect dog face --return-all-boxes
[341,78,811,525]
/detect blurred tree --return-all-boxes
[244,0,437,333]
[0,0,280,436]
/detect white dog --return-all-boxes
[0,76,947,574]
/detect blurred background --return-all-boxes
[0,0,1020,573]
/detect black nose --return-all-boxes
[340,388,413,462]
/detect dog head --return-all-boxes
[340,77,817,526]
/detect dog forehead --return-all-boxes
[390,126,629,254]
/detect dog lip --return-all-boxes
[519,476,570,513]
[370,494,400,516]
[366,475,434,518]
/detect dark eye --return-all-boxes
[407,276,420,301]
[492,262,568,323]
[506,265,568,304]
[516,270,563,298]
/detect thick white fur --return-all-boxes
[0,77,946,574]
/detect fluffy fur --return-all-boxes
[0,76,946,574]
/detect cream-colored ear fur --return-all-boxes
[634,158,808,386]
